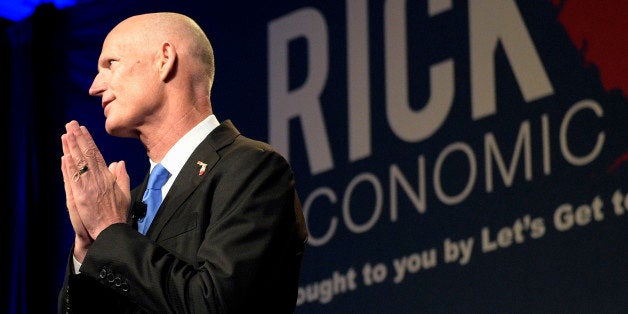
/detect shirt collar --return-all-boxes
[147,114,220,192]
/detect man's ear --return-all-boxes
[158,42,177,81]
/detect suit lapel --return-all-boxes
[146,120,240,239]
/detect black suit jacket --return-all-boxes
[58,120,308,313]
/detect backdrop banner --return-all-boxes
[263,1,627,312]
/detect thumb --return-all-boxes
[112,160,131,193]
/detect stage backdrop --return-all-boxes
[5,0,626,313]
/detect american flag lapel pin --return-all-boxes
[196,161,207,176]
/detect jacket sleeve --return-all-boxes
[58,245,139,313]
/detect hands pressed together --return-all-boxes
[60,120,131,262]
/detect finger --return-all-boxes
[66,121,105,168]
[61,154,80,199]
[62,156,91,240]
[65,121,88,169]
[78,125,106,165]
[61,133,82,182]
[62,156,78,219]
[108,161,132,221]
[61,134,70,176]
[61,133,69,156]
[65,125,99,184]
[61,155,73,194]
[61,133,83,184]
[117,161,132,207]
[62,157,78,215]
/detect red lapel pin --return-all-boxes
[196,161,207,176]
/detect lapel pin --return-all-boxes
[197,161,208,176]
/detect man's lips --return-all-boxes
[102,98,113,109]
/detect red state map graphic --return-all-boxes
[551,0,628,99]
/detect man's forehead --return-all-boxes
[102,26,140,50]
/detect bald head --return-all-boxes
[108,12,215,91]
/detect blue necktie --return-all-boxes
[138,163,170,235]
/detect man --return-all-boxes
[58,12,307,313]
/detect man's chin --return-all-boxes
[105,123,134,138]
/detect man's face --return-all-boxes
[88,25,161,138]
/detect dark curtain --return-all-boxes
[5,5,73,314]
[3,2,155,313]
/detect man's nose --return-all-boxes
[88,74,106,96]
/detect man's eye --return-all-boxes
[108,59,116,66]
